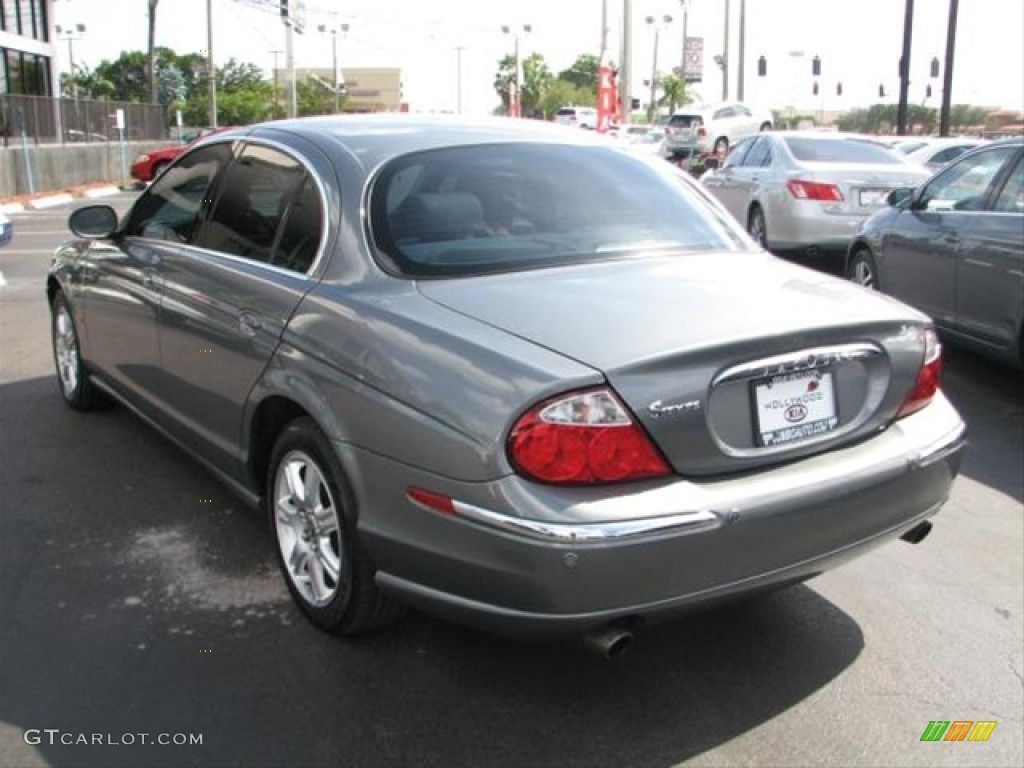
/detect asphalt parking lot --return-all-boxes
[0,192,1021,767]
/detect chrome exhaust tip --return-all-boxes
[583,625,635,659]
[900,520,933,544]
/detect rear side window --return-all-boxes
[123,143,233,242]
[784,137,905,164]
[556,109,576,118]
[742,136,773,167]
[669,114,700,128]
[196,144,306,264]
[273,177,324,273]
[370,143,749,277]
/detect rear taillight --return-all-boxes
[696,126,707,138]
[897,328,942,419]
[507,388,670,485]
[786,180,844,201]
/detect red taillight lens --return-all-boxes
[696,126,707,138]
[786,179,844,201]
[508,388,670,485]
[897,328,942,419]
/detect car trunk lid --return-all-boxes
[418,252,929,476]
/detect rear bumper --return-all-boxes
[345,394,965,637]
[768,203,877,251]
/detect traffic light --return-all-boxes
[836,82,843,96]
[926,84,933,98]
[878,84,886,98]
[812,81,819,96]
[631,97,641,110]
[811,55,821,77]
[757,56,767,77]
[930,57,940,78]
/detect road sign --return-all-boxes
[684,37,704,83]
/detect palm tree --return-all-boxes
[658,74,686,114]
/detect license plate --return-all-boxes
[752,369,838,447]
[859,188,890,207]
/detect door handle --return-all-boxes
[238,311,262,336]
[941,233,961,245]
[142,269,156,289]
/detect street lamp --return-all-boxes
[678,1,690,91]
[55,23,86,100]
[645,14,673,122]
[317,22,350,114]
[501,24,532,118]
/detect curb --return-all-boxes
[28,193,76,210]
[82,185,122,200]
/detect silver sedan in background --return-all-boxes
[48,116,965,656]
[702,132,931,257]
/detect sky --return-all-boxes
[51,0,1024,116]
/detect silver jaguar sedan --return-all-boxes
[48,116,965,656]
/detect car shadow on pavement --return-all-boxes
[939,345,1024,503]
[1,375,865,768]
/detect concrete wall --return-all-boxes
[0,140,176,198]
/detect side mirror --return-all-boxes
[886,187,914,208]
[69,205,118,239]
[703,156,720,171]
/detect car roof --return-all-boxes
[243,114,614,170]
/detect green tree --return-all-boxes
[219,58,265,92]
[493,52,554,116]
[493,53,516,113]
[557,53,600,91]
[657,74,686,114]
[538,80,594,119]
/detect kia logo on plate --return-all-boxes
[784,404,808,423]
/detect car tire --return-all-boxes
[51,291,107,411]
[713,137,729,155]
[759,121,772,132]
[267,417,404,635]
[847,248,879,290]
[748,206,768,249]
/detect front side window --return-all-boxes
[993,156,1024,213]
[194,144,306,263]
[122,143,234,242]
[370,143,750,277]
[919,146,1016,212]
[742,136,772,167]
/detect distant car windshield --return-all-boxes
[784,137,905,164]
[370,143,750,277]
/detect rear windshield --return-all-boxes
[370,143,749,277]
[784,137,904,164]
[668,114,701,127]
[555,109,577,117]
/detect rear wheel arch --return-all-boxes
[248,395,315,495]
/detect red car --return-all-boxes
[130,127,235,182]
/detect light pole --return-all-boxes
[454,46,465,114]
[207,0,217,128]
[55,23,86,100]
[678,1,690,94]
[645,14,673,122]
[501,24,532,118]
[270,49,282,116]
[317,23,349,114]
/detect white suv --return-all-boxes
[554,106,598,130]
[663,101,772,158]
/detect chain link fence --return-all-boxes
[1,94,168,147]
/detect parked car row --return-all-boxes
[48,116,966,654]
[698,130,1023,367]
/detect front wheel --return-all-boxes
[847,249,879,289]
[51,292,106,410]
[268,417,403,635]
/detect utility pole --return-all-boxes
[207,0,217,127]
[721,0,730,101]
[737,0,746,101]
[939,0,958,137]
[620,0,632,123]
[270,49,282,116]
[455,46,465,113]
[285,18,296,118]
[896,0,914,135]
[679,1,689,96]
[600,0,608,63]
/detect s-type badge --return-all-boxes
[648,398,702,419]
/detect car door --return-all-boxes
[726,135,774,222]
[155,141,326,478]
[881,145,1017,323]
[955,150,1024,352]
[702,136,756,219]
[80,142,233,412]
